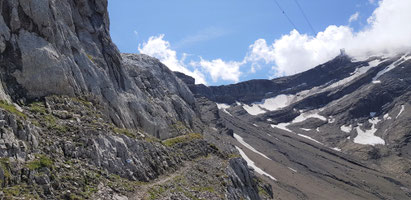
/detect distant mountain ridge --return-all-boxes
[177,52,411,199]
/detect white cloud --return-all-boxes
[246,0,411,76]
[138,34,243,84]
[138,0,411,84]
[190,59,243,83]
[138,34,207,84]
[369,0,376,4]
[349,12,360,23]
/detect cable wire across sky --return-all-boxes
[273,0,300,32]
[293,0,317,35]
[273,0,317,35]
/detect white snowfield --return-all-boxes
[216,103,233,116]
[340,125,352,133]
[242,104,266,115]
[235,146,277,181]
[373,55,411,81]
[383,113,392,120]
[297,134,323,145]
[288,167,298,173]
[396,105,405,119]
[354,118,385,146]
[242,94,295,116]
[271,110,327,133]
[241,56,406,117]
[325,58,386,90]
[233,133,272,160]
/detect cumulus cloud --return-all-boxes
[138,34,207,84]
[349,12,360,23]
[247,0,411,76]
[190,59,244,83]
[139,0,411,84]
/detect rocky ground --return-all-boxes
[0,95,272,199]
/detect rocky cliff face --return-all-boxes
[0,0,273,199]
[0,0,200,140]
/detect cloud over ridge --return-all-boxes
[139,0,411,84]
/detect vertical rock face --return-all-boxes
[0,0,199,139]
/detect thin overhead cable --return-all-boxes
[273,0,300,32]
[293,0,316,35]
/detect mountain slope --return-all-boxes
[179,52,411,199]
[0,1,273,199]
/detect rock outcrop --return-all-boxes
[0,0,200,139]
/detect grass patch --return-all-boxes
[0,157,11,179]
[42,114,68,132]
[29,102,47,114]
[2,184,39,199]
[144,135,161,143]
[26,155,54,170]
[162,133,203,147]
[113,127,136,138]
[148,185,166,200]
[0,100,27,119]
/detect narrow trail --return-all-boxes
[130,162,192,200]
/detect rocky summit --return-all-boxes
[0,0,409,200]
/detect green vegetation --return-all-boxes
[2,184,39,199]
[26,154,54,170]
[162,133,203,147]
[148,185,166,200]
[113,127,136,138]
[0,100,27,119]
[42,114,68,132]
[71,96,93,107]
[29,102,47,114]
[144,135,161,143]
[0,157,11,179]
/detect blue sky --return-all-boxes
[107,0,409,85]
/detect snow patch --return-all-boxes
[233,133,272,160]
[396,105,405,119]
[332,147,342,152]
[293,112,327,123]
[242,104,266,116]
[235,146,277,181]
[326,59,385,90]
[297,134,323,145]
[300,128,311,131]
[373,55,411,81]
[288,167,298,173]
[383,113,392,120]
[258,94,295,111]
[271,123,292,133]
[340,125,352,133]
[353,118,385,146]
[253,124,259,127]
[216,103,232,116]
